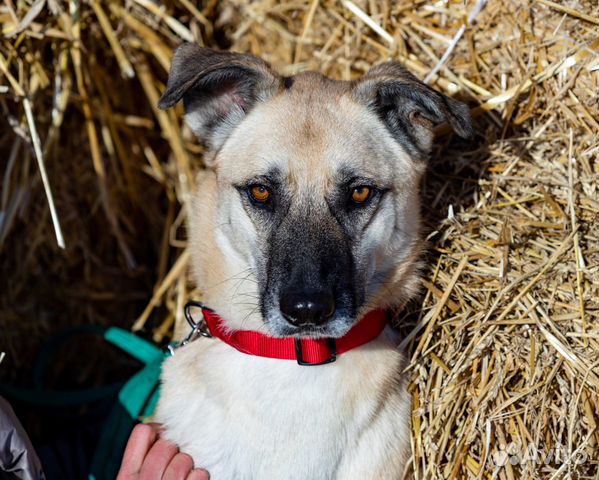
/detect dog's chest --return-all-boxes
[156,336,402,480]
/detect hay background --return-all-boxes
[1,0,597,478]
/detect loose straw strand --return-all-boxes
[23,98,65,249]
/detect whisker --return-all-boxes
[203,268,253,290]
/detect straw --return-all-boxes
[1,1,597,477]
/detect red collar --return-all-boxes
[201,308,388,366]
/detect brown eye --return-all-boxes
[250,185,270,203]
[351,186,372,204]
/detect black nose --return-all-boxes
[279,291,336,326]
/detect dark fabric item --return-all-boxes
[0,396,45,480]
[36,419,103,480]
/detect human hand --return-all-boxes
[117,423,209,480]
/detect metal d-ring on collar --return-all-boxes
[167,301,213,356]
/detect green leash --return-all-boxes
[88,327,165,480]
[0,326,167,480]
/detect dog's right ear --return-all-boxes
[158,44,281,151]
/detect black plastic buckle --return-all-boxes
[295,338,337,366]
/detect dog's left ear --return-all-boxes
[158,44,281,151]
[352,62,473,160]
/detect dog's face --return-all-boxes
[211,86,422,338]
[159,45,472,338]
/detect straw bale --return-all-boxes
[1,0,597,477]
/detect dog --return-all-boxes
[154,43,472,479]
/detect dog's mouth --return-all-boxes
[272,319,349,338]
[265,316,357,339]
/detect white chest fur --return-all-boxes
[155,328,411,480]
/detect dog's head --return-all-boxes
[159,44,472,338]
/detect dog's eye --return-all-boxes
[351,186,372,204]
[249,185,271,204]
